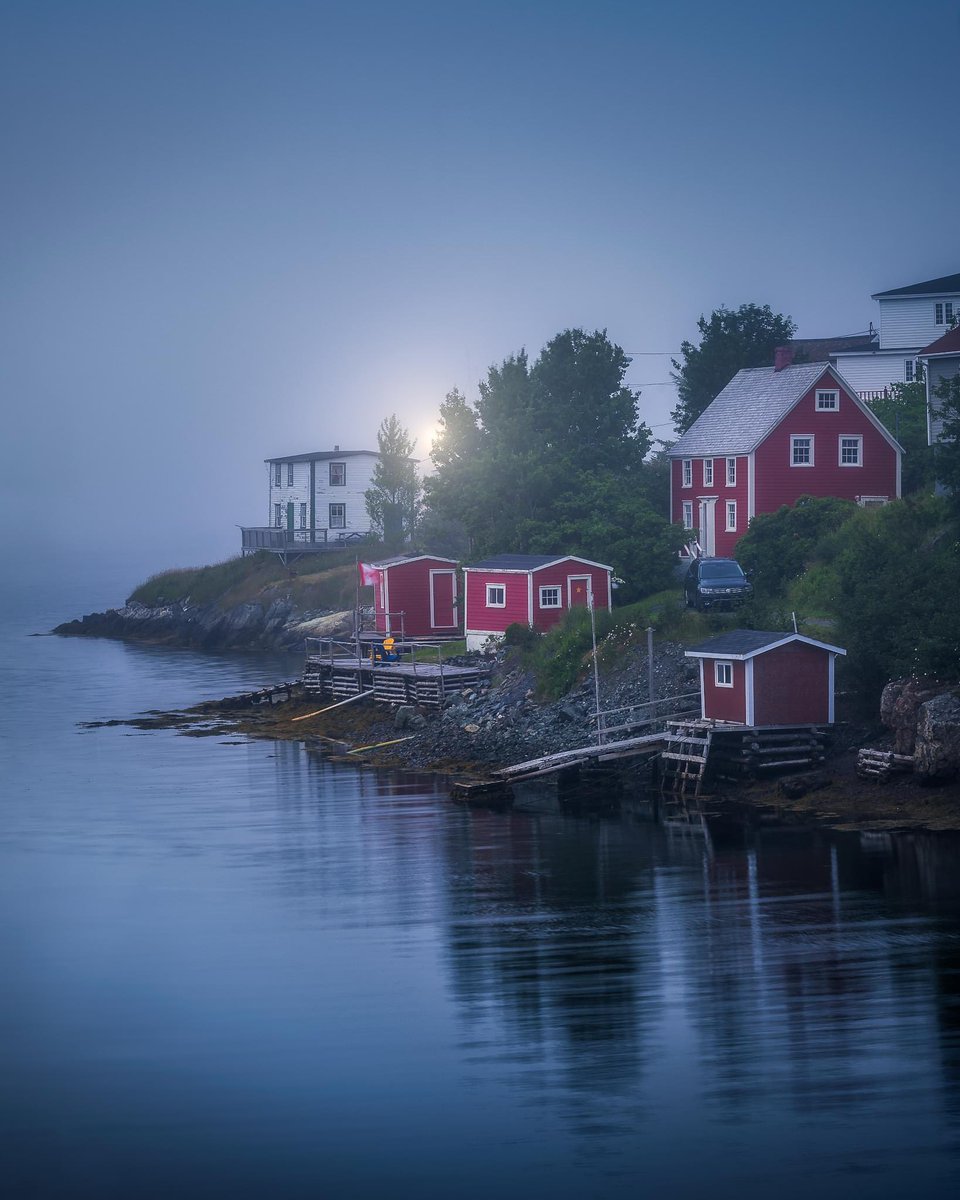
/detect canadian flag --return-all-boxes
[358,562,378,587]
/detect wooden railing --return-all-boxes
[240,527,329,551]
[591,691,701,745]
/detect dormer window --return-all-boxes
[816,390,839,412]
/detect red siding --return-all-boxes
[752,643,831,725]
[465,572,529,634]
[530,561,611,631]
[376,558,459,637]
[702,658,747,723]
[754,382,898,517]
[671,456,748,558]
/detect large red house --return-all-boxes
[462,554,613,651]
[669,362,902,557]
[686,630,846,726]
[368,555,459,638]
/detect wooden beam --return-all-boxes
[290,690,375,721]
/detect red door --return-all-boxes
[430,571,457,628]
[568,576,591,607]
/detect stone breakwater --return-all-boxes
[54,598,352,654]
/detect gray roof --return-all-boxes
[265,449,379,464]
[872,272,960,299]
[686,630,845,658]
[467,554,565,571]
[669,363,831,457]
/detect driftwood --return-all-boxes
[857,747,914,782]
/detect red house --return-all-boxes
[669,362,902,557]
[367,555,459,639]
[462,554,613,651]
[685,630,846,726]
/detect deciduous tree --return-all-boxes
[671,303,796,434]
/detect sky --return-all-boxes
[3,0,959,578]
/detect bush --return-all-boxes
[503,622,540,652]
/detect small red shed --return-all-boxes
[462,554,613,651]
[685,630,846,726]
[366,555,459,639]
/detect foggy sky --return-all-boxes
[3,0,958,581]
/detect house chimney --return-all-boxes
[774,345,795,372]
[334,444,339,452]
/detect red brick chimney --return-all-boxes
[774,345,795,372]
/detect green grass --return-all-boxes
[128,550,365,611]
[410,639,467,663]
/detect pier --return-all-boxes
[303,637,489,708]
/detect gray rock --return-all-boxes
[914,692,960,782]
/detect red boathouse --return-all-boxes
[685,630,846,726]
[366,555,460,639]
[462,554,613,652]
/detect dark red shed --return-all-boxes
[368,555,459,639]
[462,554,613,651]
[685,630,846,726]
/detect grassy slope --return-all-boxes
[128,550,364,613]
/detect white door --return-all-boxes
[698,497,717,556]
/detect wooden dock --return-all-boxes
[303,653,488,708]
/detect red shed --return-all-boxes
[462,554,613,651]
[366,555,459,638]
[685,630,846,726]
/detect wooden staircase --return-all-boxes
[660,721,713,797]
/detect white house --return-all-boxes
[918,324,960,474]
[264,447,380,544]
[832,272,960,400]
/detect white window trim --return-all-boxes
[715,661,734,688]
[273,503,283,527]
[725,501,737,532]
[486,583,506,608]
[905,360,915,383]
[329,503,346,528]
[539,585,562,609]
[726,457,736,486]
[682,501,693,530]
[815,389,839,412]
[839,435,863,467]
[791,435,815,467]
[702,458,714,486]
[329,461,346,486]
[681,459,692,487]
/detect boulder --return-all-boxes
[914,692,960,782]
[880,677,948,755]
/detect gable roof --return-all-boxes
[685,630,845,659]
[265,449,379,464]
[465,553,612,573]
[918,324,960,358]
[872,272,960,300]
[371,554,458,568]
[669,362,902,458]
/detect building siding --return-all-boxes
[753,381,898,515]
[530,561,611,630]
[879,295,960,350]
[927,357,960,443]
[375,558,459,637]
[752,643,831,725]
[832,352,916,397]
[465,572,529,636]
[267,453,379,537]
[701,659,747,723]
[671,455,748,557]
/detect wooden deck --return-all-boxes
[303,654,488,708]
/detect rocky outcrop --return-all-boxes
[880,677,950,754]
[54,599,353,654]
[915,692,960,783]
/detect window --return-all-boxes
[726,457,737,486]
[682,501,693,530]
[857,495,889,508]
[539,586,561,608]
[273,463,282,487]
[299,503,307,529]
[287,462,294,486]
[816,389,839,412]
[273,503,283,527]
[682,459,692,487]
[726,501,737,532]
[905,359,915,383]
[839,436,862,466]
[703,458,713,486]
[935,302,954,326]
[329,503,346,528]
[791,436,814,466]
[715,661,734,688]
[486,584,506,607]
[329,462,346,486]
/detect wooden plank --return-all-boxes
[290,691,374,721]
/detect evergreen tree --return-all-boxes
[364,415,420,549]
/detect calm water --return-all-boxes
[3,567,960,1198]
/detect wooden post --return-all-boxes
[647,627,655,704]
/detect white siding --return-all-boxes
[926,357,960,444]
[833,352,913,397]
[314,454,379,535]
[267,460,312,528]
[879,296,959,350]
